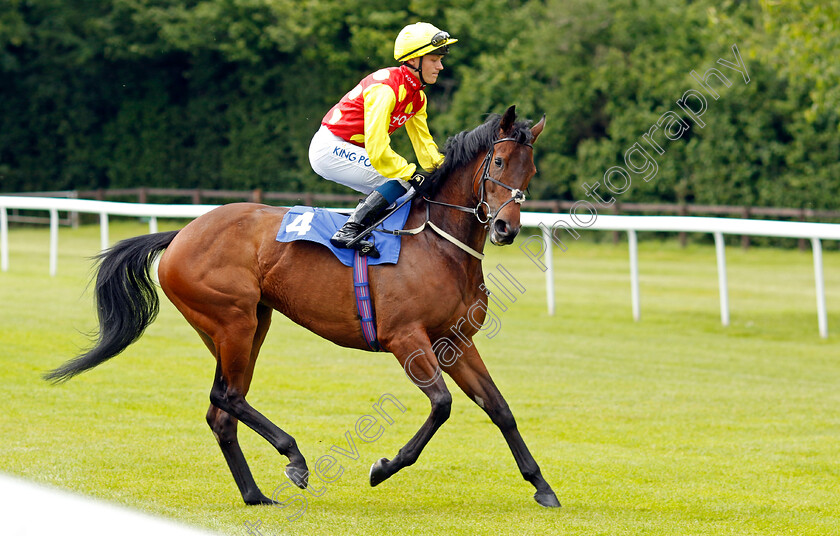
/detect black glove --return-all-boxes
[408,172,438,197]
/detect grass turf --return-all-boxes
[1,221,839,535]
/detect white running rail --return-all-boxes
[2,197,838,338]
[520,212,840,338]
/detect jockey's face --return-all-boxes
[408,54,445,85]
[422,54,445,85]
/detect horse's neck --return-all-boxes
[421,155,488,260]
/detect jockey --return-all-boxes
[309,22,457,257]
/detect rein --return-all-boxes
[377,136,533,261]
[386,202,487,260]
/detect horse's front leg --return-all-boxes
[370,330,452,486]
[443,342,560,508]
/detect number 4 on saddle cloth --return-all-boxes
[274,193,412,267]
[275,194,413,352]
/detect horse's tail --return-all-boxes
[44,230,181,383]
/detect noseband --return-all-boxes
[425,136,533,227]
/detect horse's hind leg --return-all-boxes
[443,344,560,508]
[203,304,284,504]
[206,404,270,504]
[204,303,309,502]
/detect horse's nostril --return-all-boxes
[494,219,509,236]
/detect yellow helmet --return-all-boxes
[394,22,458,63]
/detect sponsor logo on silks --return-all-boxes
[390,114,411,128]
[332,146,372,167]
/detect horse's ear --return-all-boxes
[500,105,516,133]
[531,114,546,142]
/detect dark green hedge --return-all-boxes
[2,0,837,210]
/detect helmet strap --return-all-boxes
[405,57,427,85]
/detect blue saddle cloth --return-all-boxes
[275,195,412,267]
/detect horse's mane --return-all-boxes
[429,114,533,184]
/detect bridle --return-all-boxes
[473,136,532,224]
[424,136,532,227]
[378,135,533,261]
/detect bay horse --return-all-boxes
[46,105,560,508]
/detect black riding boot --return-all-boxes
[330,190,390,258]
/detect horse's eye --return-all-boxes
[494,157,503,167]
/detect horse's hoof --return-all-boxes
[244,493,277,506]
[534,490,561,508]
[369,457,391,487]
[285,464,309,489]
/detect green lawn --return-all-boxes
[2,221,839,535]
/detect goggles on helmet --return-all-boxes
[397,31,452,62]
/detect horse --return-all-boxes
[46,105,560,508]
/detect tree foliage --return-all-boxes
[1,0,837,211]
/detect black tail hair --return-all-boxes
[44,230,180,383]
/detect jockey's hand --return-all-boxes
[408,172,437,197]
